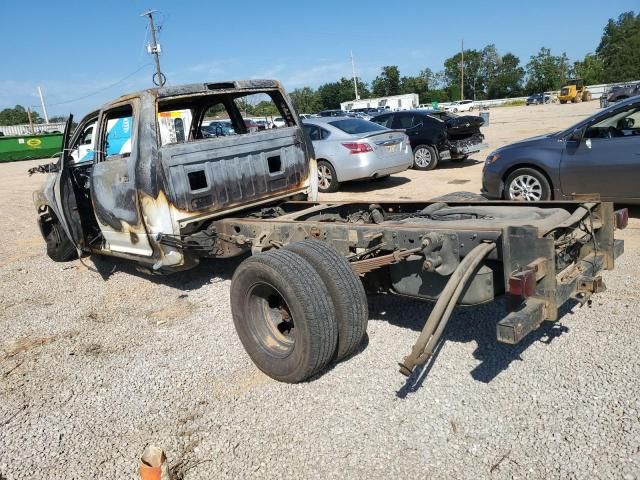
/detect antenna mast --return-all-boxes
[351,51,360,100]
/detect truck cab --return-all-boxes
[33,80,316,272]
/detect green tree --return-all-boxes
[443,49,484,100]
[487,53,525,98]
[288,87,321,114]
[525,47,570,94]
[316,77,369,110]
[0,105,42,126]
[371,66,401,97]
[596,11,640,82]
[573,53,605,85]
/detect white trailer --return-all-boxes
[341,93,419,112]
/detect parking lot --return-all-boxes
[1,102,639,479]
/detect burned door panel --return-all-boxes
[159,128,308,213]
[90,103,154,256]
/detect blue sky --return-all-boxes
[1,0,637,118]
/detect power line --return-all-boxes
[48,63,152,106]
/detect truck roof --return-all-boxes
[101,79,283,109]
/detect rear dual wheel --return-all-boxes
[230,242,368,383]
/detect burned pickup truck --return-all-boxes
[33,80,626,383]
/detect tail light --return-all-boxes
[614,208,628,230]
[509,270,536,298]
[341,142,373,154]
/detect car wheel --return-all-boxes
[317,160,339,193]
[505,168,551,201]
[42,216,77,262]
[230,249,338,383]
[453,108,458,113]
[469,106,474,111]
[412,145,438,171]
[285,241,368,361]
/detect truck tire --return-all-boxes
[560,100,567,104]
[431,191,488,202]
[505,168,551,201]
[43,217,77,262]
[285,240,368,361]
[412,145,438,170]
[230,249,338,383]
[317,160,339,193]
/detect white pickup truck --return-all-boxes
[445,100,475,113]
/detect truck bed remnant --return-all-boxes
[31,80,626,383]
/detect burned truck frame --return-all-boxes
[33,80,627,383]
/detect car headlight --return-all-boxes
[485,152,500,166]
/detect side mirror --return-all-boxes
[568,127,585,143]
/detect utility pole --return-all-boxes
[141,10,166,86]
[460,39,464,101]
[27,107,34,134]
[351,51,360,100]
[37,86,49,123]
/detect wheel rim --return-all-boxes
[509,174,543,201]
[246,283,295,358]
[318,164,332,190]
[414,148,432,167]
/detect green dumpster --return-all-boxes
[0,132,63,162]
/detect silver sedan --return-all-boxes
[303,117,413,192]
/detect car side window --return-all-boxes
[303,124,321,141]
[320,128,331,140]
[391,114,413,130]
[371,114,392,128]
[103,106,134,160]
[585,105,640,139]
[411,115,425,128]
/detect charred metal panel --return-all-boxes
[159,128,308,213]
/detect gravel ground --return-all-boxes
[1,102,639,479]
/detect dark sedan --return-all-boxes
[371,110,487,170]
[526,93,550,105]
[482,96,640,203]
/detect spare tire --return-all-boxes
[286,240,368,361]
[230,249,338,383]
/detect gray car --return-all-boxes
[482,96,640,203]
[303,117,413,192]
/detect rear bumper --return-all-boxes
[338,150,413,181]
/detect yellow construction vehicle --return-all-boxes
[558,79,592,104]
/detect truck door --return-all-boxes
[90,103,153,256]
[52,115,85,250]
[561,101,640,202]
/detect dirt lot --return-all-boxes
[1,101,639,479]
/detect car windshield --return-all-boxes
[328,119,387,134]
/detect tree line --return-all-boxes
[289,11,640,112]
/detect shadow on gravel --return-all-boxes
[368,295,575,397]
[89,254,247,291]
[331,175,411,193]
[435,158,483,170]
